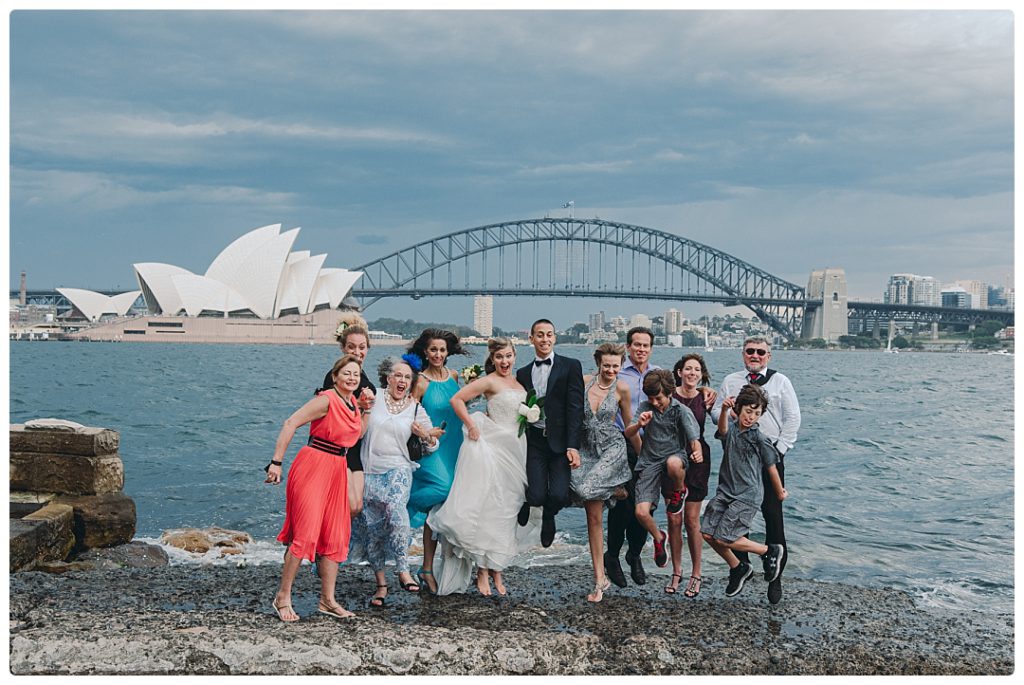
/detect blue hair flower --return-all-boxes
[402,352,424,372]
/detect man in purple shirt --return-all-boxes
[605,326,658,587]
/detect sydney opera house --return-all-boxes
[63,224,365,344]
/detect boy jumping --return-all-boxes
[702,383,787,597]
[625,369,702,569]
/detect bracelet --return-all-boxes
[264,459,283,473]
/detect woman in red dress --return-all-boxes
[266,354,371,621]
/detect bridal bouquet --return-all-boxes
[460,364,483,383]
[517,390,545,437]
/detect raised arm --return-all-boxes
[265,394,331,484]
[717,396,734,438]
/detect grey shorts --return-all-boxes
[634,460,682,507]
[700,495,759,543]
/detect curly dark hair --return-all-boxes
[407,328,469,368]
[673,353,711,387]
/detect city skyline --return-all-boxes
[7,9,1015,330]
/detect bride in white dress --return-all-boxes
[427,337,529,596]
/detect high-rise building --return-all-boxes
[589,310,605,333]
[664,308,684,335]
[473,295,493,336]
[885,273,939,307]
[955,280,988,309]
[941,286,969,309]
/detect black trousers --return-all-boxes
[735,456,788,573]
[524,426,571,518]
[606,436,648,558]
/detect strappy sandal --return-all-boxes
[416,567,436,595]
[273,598,299,622]
[318,600,354,619]
[664,573,683,594]
[369,584,388,607]
[683,575,703,598]
[395,573,419,589]
[588,578,611,603]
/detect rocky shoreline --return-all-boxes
[8,563,1013,675]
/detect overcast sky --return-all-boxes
[7,9,1014,329]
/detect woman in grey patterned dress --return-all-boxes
[572,343,641,602]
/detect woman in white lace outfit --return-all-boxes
[427,337,528,596]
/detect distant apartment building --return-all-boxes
[664,308,684,335]
[589,310,606,333]
[941,286,970,309]
[885,273,939,307]
[473,295,493,336]
[608,316,629,333]
[954,280,988,310]
[628,313,653,330]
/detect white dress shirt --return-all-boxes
[530,353,553,429]
[710,369,801,455]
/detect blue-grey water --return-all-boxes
[9,341,1014,616]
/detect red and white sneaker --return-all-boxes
[653,529,668,567]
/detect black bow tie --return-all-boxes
[534,358,552,367]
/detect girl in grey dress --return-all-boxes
[571,343,640,602]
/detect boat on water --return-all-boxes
[987,349,1013,356]
[704,325,713,352]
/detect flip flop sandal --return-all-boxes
[664,573,682,594]
[683,575,703,598]
[318,600,354,619]
[273,599,299,622]
[369,584,389,607]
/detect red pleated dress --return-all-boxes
[276,389,361,563]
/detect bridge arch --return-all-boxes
[352,218,807,339]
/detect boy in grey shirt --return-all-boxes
[701,384,787,598]
[624,369,701,569]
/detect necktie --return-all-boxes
[534,358,551,367]
[748,372,761,382]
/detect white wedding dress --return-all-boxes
[427,387,531,595]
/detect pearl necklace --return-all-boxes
[596,379,614,391]
[423,367,447,382]
[384,393,409,413]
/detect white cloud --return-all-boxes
[516,160,634,176]
[12,168,297,212]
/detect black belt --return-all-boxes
[307,436,349,456]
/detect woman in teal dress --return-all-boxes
[407,329,469,594]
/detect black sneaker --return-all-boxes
[724,562,754,597]
[761,544,785,583]
[625,550,647,585]
[604,551,627,588]
[767,577,783,605]
[666,490,684,515]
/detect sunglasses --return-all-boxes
[744,348,769,356]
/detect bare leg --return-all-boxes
[634,501,662,540]
[666,456,686,491]
[584,501,607,586]
[704,533,741,569]
[476,567,492,596]
[420,523,438,593]
[348,470,364,517]
[316,557,355,617]
[666,499,683,591]
[725,535,769,557]
[274,550,303,621]
[684,501,703,577]
[490,569,506,595]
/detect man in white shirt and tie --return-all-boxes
[711,335,801,604]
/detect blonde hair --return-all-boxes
[334,311,370,347]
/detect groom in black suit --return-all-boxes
[516,319,585,548]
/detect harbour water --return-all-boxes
[8,341,1014,616]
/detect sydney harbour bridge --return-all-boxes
[17,218,1012,341]
[347,218,1011,340]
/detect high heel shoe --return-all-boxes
[587,578,612,603]
[416,567,436,595]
